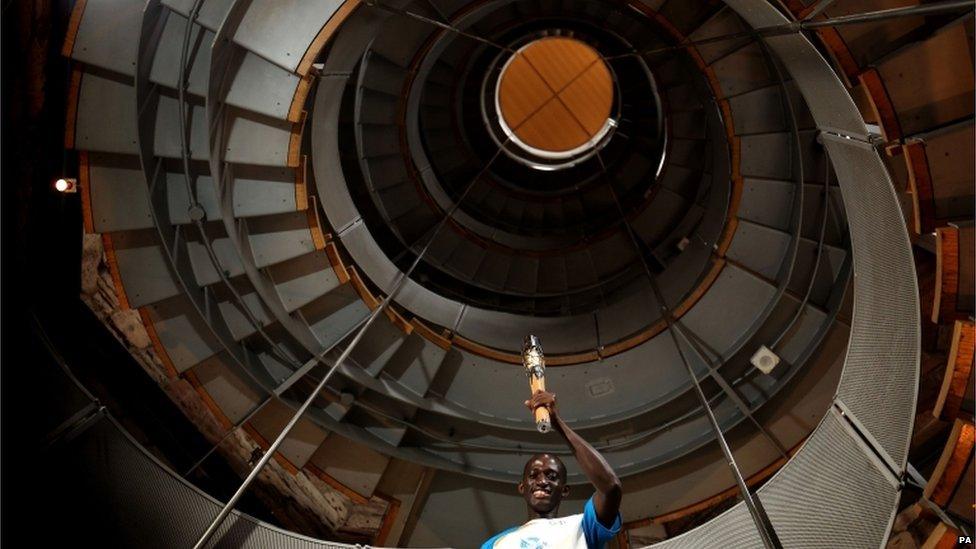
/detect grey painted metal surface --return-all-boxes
[69,0,145,76]
[690,7,753,64]
[222,108,295,166]
[225,52,304,120]
[154,95,209,160]
[727,220,792,280]
[301,285,372,350]
[207,0,339,374]
[233,0,345,74]
[110,231,182,308]
[167,171,223,224]
[151,5,305,120]
[302,0,852,478]
[231,165,303,217]
[739,178,796,230]
[146,296,223,367]
[162,0,236,31]
[150,11,214,97]
[68,0,844,482]
[312,76,362,234]
[87,154,155,232]
[186,234,245,285]
[711,42,774,97]
[246,212,317,268]
[266,251,343,313]
[134,0,294,400]
[75,72,140,155]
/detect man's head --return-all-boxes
[517,453,569,518]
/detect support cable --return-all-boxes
[364,0,515,53]
[668,318,791,460]
[801,0,839,22]
[601,171,783,549]
[607,0,974,61]
[182,314,371,476]
[192,144,507,549]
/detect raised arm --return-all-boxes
[527,391,622,526]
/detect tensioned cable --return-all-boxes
[364,0,515,53]
[596,137,791,460]
[665,316,791,459]
[182,314,372,476]
[601,163,783,548]
[606,0,974,61]
[192,142,508,549]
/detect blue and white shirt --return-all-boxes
[480,496,621,549]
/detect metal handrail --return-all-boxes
[175,0,300,369]
[769,149,834,350]
[133,1,293,403]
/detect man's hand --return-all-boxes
[525,390,557,417]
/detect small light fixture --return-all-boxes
[750,345,780,374]
[55,177,78,193]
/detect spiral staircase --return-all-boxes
[22,0,972,546]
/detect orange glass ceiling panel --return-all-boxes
[498,37,613,153]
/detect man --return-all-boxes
[480,390,622,548]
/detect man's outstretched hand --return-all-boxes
[525,390,557,417]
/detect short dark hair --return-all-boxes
[522,453,567,482]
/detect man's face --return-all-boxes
[518,454,569,516]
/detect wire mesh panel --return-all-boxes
[823,135,920,468]
[644,500,762,548]
[645,411,899,549]
[47,417,360,549]
[759,411,899,547]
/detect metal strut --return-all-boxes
[192,144,507,549]
[601,175,783,549]
[175,0,298,370]
[364,0,515,53]
[610,0,974,60]
[647,270,784,549]
[182,314,372,477]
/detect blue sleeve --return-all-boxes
[582,495,622,549]
[481,526,518,549]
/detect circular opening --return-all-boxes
[496,37,614,159]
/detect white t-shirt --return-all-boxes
[481,496,621,549]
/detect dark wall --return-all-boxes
[1,2,277,541]
[3,3,79,541]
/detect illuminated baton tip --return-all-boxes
[521,334,550,433]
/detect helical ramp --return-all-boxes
[52,0,934,545]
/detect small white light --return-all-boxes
[750,345,780,374]
[55,178,77,193]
